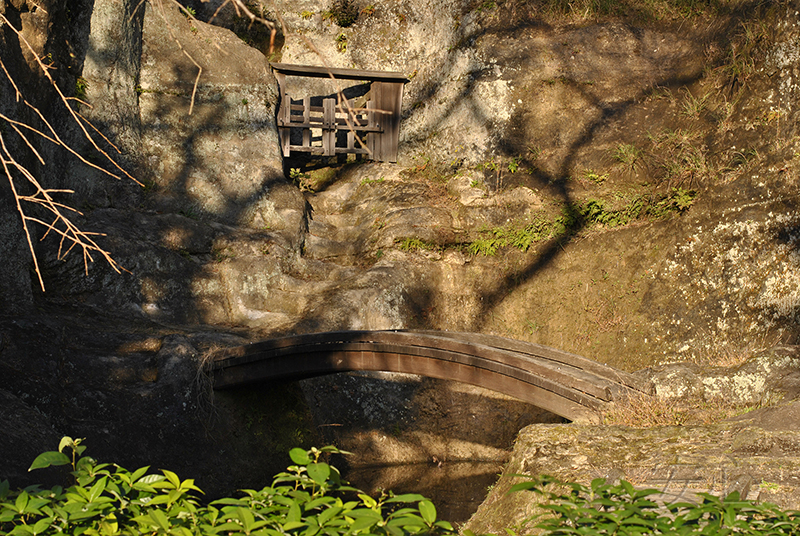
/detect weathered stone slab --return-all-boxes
[465,415,800,534]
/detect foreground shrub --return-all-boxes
[7,438,800,536]
[493,475,800,535]
[0,437,455,536]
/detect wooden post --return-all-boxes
[274,71,291,157]
[322,98,335,156]
[280,93,291,157]
[372,81,404,163]
[302,96,311,149]
[342,99,355,152]
[366,100,376,159]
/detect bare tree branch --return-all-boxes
[0,13,135,291]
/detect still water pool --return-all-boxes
[344,461,504,525]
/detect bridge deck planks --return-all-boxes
[209,330,653,424]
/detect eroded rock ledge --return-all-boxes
[465,403,800,534]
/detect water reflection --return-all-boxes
[344,461,504,525]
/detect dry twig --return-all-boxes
[0,13,139,291]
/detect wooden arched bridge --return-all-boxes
[209,330,653,424]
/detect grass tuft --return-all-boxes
[603,392,756,427]
[612,143,642,172]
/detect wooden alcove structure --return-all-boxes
[271,63,409,163]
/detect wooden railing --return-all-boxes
[271,63,409,163]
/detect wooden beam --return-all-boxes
[271,62,410,83]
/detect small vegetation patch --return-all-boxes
[680,89,710,119]
[514,0,737,24]
[612,143,643,172]
[648,128,713,188]
[397,237,438,252]
[581,169,608,184]
[330,0,359,27]
[464,188,695,256]
[475,0,497,13]
[74,77,88,101]
[335,33,348,53]
[290,168,317,192]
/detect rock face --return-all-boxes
[4,0,799,358]
[644,345,800,406]
[239,0,800,368]
[137,3,304,237]
[84,0,302,233]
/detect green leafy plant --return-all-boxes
[667,187,696,212]
[507,157,521,173]
[475,0,497,13]
[182,6,196,18]
[760,480,781,492]
[290,167,318,192]
[464,189,693,256]
[477,158,499,172]
[1,438,456,536]
[335,33,348,53]
[500,475,800,535]
[300,10,315,19]
[397,237,435,252]
[466,229,507,256]
[649,187,696,218]
[361,5,376,15]
[581,169,608,184]
[74,77,88,101]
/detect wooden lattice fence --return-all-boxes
[271,63,409,163]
